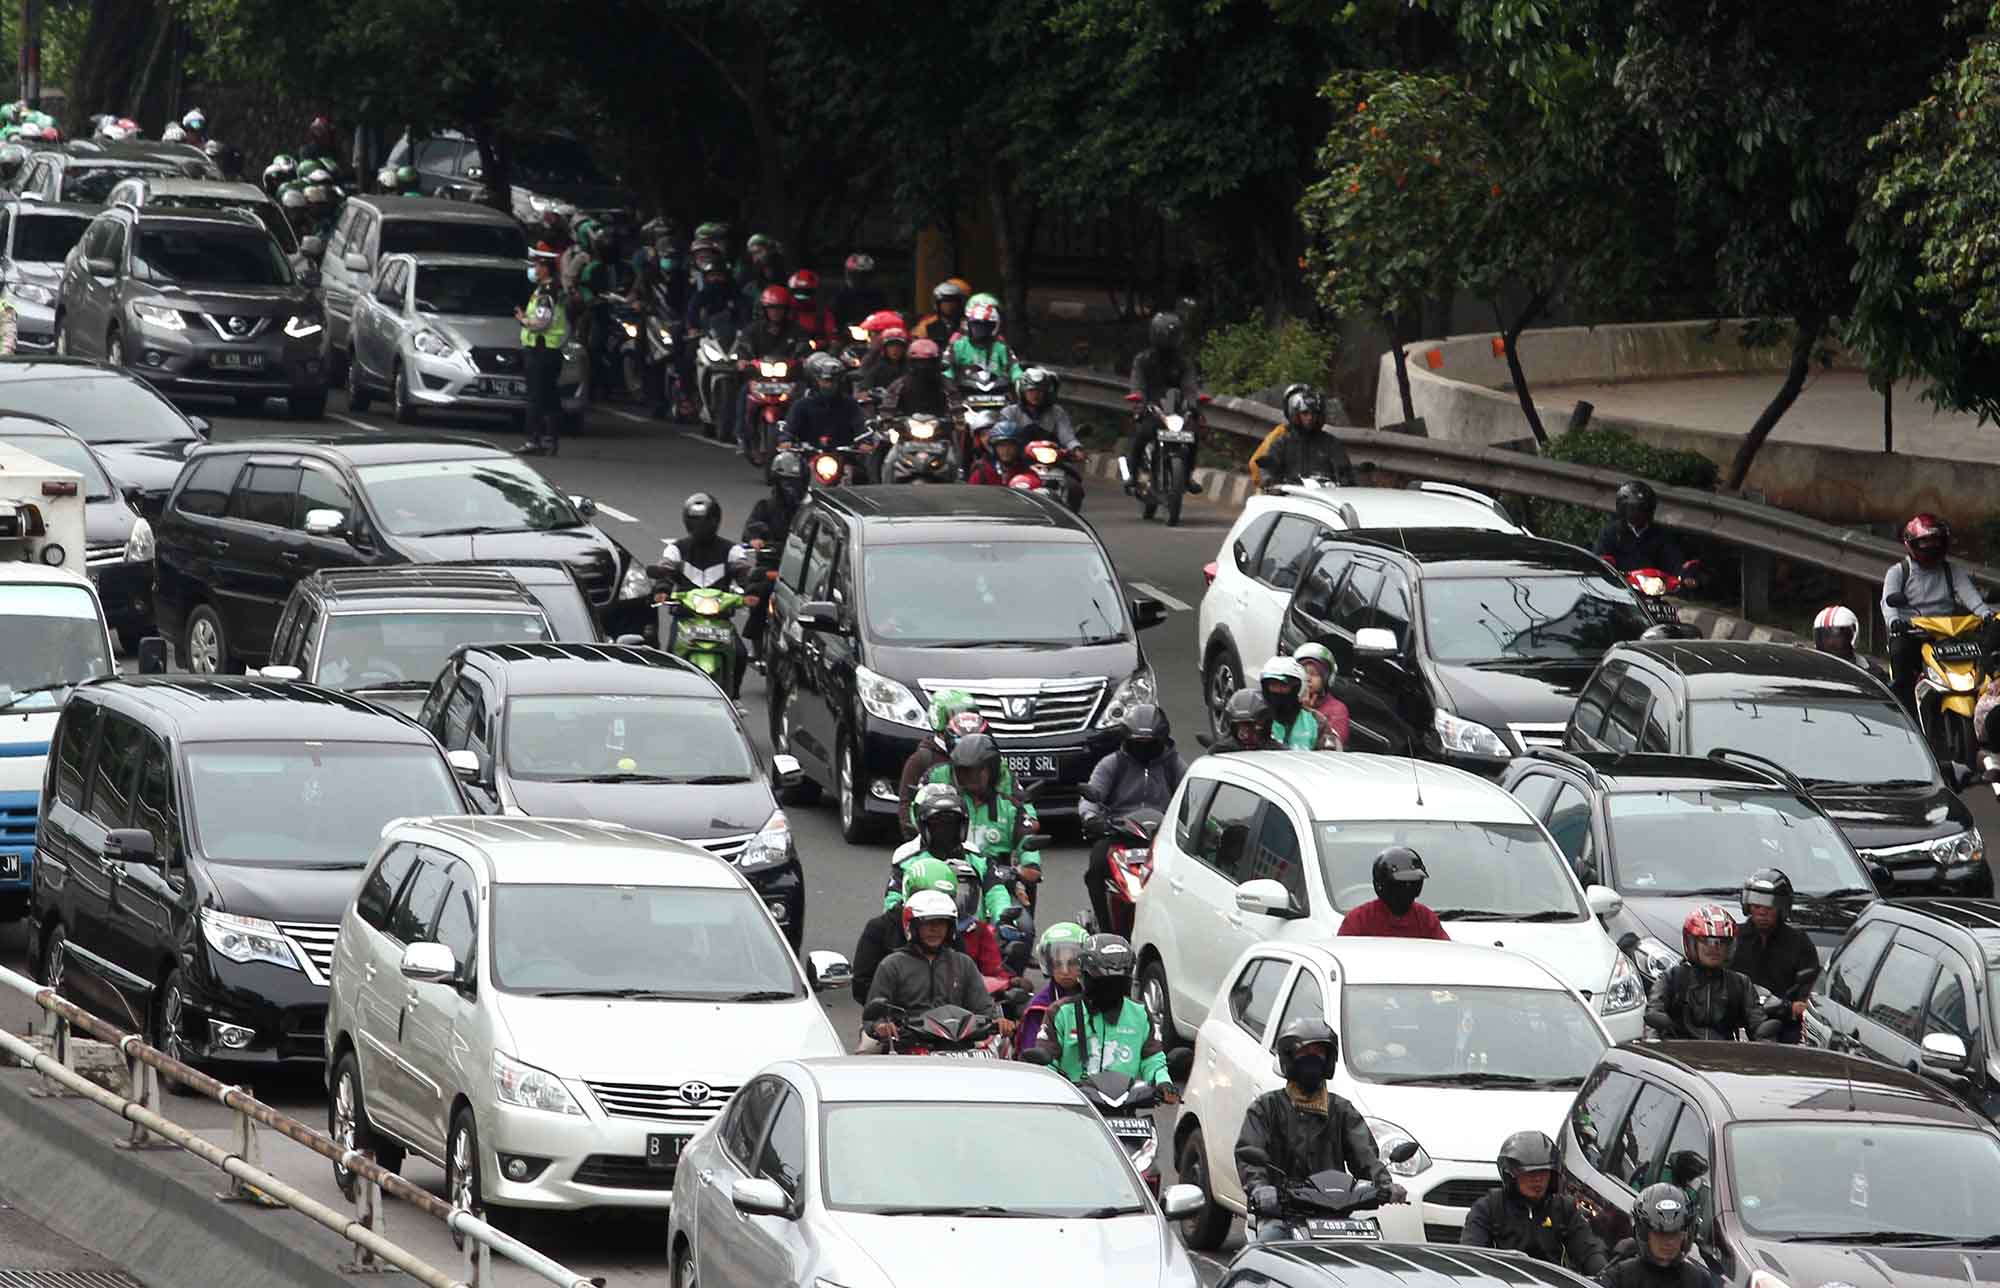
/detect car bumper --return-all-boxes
[123,326,324,395]
[1858,854,1993,896]
[1397,1163,1504,1244]
[1599,1004,1645,1044]
[182,950,329,1065]
[742,861,804,950]
[86,556,153,633]
[404,348,584,413]
[480,1101,686,1211]
[857,715,1124,818]
[13,300,55,350]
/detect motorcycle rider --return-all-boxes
[884,338,953,417]
[633,236,690,418]
[782,350,868,457]
[1033,934,1174,1094]
[1460,1129,1608,1274]
[865,889,1004,1049]
[687,251,745,437]
[1808,604,1889,682]
[1237,1018,1403,1243]
[739,236,789,310]
[897,691,978,835]
[733,284,809,451]
[1340,846,1449,940]
[1597,1185,1711,1288]
[943,294,1024,386]
[1731,869,1818,1044]
[1593,481,1698,583]
[1260,656,1328,749]
[1645,906,1759,1040]
[739,453,805,657]
[999,366,1084,504]
[261,153,296,199]
[787,269,836,349]
[965,416,1030,486]
[296,116,336,168]
[205,139,244,182]
[179,107,207,148]
[1210,688,1279,753]
[832,252,888,329]
[1293,643,1350,749]
[653,493,753,695]
[853,854,956,1004]
[1018,921,1089,1053]
[1126,310,1205,497]
[569,221,616,402]
[1882,513,1994,715]
[855,324,909,396]
[1080,704,1186,931]
[1250,384,1355,489]
[950,733,1039,899]
[915,277,970,348]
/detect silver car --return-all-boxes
[666,1057,1207,1288]
[344,252,579,422]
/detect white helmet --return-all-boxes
[1813,605,1859,633]
[1259,656,1309,689]
[906,889,957,923]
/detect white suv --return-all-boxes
[323,816,848,1224]
[1196,482,1522,730]
[1129,751,1644,1047]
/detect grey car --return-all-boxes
[0,200,96,350]
[56,205,328,418]
[103,176,297,253]
[346,252,578,422]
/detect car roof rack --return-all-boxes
[1705,746,1804,794]
[1407,479,1514,523]
[1521,746,1605,787]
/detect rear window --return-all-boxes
[12,213,91,262]
[60,164,176,205]
[379,219,527,259]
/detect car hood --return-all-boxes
[200,861,368,923]
[12,261,60,285]
[1615,894,1864,958]
[1345,1082,1578,1164]
[424,313,525,352]
[491,992,840,1080]
[1426,918,1617,1002]
[144,284,313,316]
[89,438,198,494]
[389,525,625,573]
[867,638,1144,690]
[505,776,775,838]
[1809,781,1971,850]
[1742,1236,2000,1288]
[84,495,135,547]
[826,1211,1187,1288]
[1430,660,1596,734]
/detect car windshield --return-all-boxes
[314,609,549,691]
[1317,820,1587,921]
[0,583,110,710]
[60,164,174,204]
[1603,789,1875,896]
[861,541,1126,646]
[491,884,800,998]
[821,1102,1148,1215]
[0,433,112,499]
[1340,984,1606,1085]
[132,228,291,287]
[355,459,582,536]
[1688,697,1937,788]
[379,220,527,259]
[1729,1121,2000,1241]
[415,266,523,318]
[504,694,756,782]
[184,741,461,866]
[0,373,194,444]
[1422,574,1649,663]
[148,195,296,252]
[12,213,90,262]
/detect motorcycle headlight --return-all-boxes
[283,313,324,339]
[131,301,186,331]
[1634,573,1665,596]
[493,1051,583,1115]
[123,515,154,563]
[621,320,639,339]
[738,809,794,873]
[1630,935,1682,983]
[855,665,926,727]
[1932,827,1984,869]
[412,327,455,358]
[909,418,938,441]
[1949,668,1980,692]
[1364,1119,1431,1176]
[1433,708,1509,758]
[617,559,652,600]
[200,909,299,970]
[759,360,789,378]
[8,282,53,306]
[1599,950,1645,1014]
[1098,669,1157,728]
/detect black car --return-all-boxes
[1273,528,1651,773]
[151,435,648,673]
[1563,640,1987,896]
[0,414,156,650]
[1217,1244,1595,1288]
[762,486,1167,841]
[261,565,601,715]
[1805,897,2000,1127]
[413,641,809,948]
[27,677,470,1070]
[14,146,191,205]
[1557,1042,2000,1288]
[1499,748,1881,984]
[0,357,211,503]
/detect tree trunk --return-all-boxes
[1497,291,1552,448]
[1387,313,1416,424]
[1724,314,1824,491]
[986,166,1037,351]
[66,0,157,135]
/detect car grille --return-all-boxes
[585,1080,737,1123]
[572,1154,674,1191]
[0,799,36,848]
[569,552,615,606]
[86,542,126,567]
[918,678,1107,738]
[279,1006,327,1058]
[469,347,520,375]
[275,921,338,985]
[1425,1179,1494,1209]
[1423,1223,1462,1244]
[691,834,751,863]
[199,313,271,341]
[1508,722,1566,750]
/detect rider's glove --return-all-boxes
[1386,1183,1409,1205]
[1250,1185,1279,1217]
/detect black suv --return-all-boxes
[1557,1042,2000,1287]
[1564,640,1986,896]
[415,641,809,947]
[27,677,469,1071]
[56,205,327,417]
[1806,898,2000,1126]
[152,435,647,674]
[764,486,1167,841]
[1499,748,1880,985]
[1273,528,1650,772]
[0,357,210,502]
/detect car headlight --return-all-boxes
[1599,950,1645,1014]
[739,809,793,873]
[123,515,154,563]
[1630,934,1682,982]
[855,664,927,727]
[1364,1118,1431,1176]
[1097,669,1157,728]
[1433,708,1508,757]
[617,559,651,600]
[283,313,323,339]
[131,301,186,331]
[493,1051,583,1115]
[199,909,299,970]
[8,282,53,306]
[1933,827,1984,869]
[411,327,455,358]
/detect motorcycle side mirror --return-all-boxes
[1886,590,1909,610]
[861,998,894,1023]
[1021,1048,1054,1067]
[1081,814,1108,840]
[1387,1140,1420,1165]
[1195,732,1214,748]
[1166,1047,1194,1083]
[1616,930,1641,954]
[1122,391,1143,403]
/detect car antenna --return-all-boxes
[1395,523,1422,809]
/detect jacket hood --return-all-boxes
[200,861,368,923]
[491,992,840,1080]
[505,776,775,838]
[1809,781,1970,849]
[826,1210,1187,1288]
[1430,660,1598,735]
[92,438,198,493]
[1742,1236,2000,1288]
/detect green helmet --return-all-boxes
[967,292,1000,310]
[900,855,958,902]
[1293,641,1336,681]
[746,233,774,254]
[0,104,17,126]
[394,164,418,188]
[928,688,976,734]
[1036,921,1090,975]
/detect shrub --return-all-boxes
[1197,317,1338,401]
[1530,426,1720,547]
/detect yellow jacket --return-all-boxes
[1247,423,1287,490]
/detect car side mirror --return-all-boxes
[1195,732,1213,749]
[1585,884,1624,917]
[102,827,155,864]
[1354,626,1399,659]
[772,752,804,788]
[136,636,168,674]
[85,256,114,277]
[399,940,457,983]
[799,600,840,631]
[1921,1031,1970,1071]
[255,664,303,681]
[569,494,597,518]
[446,748,486,787]
[806,950,850,993]
[1162,1184,1204,1220]
[1234,878,1298,919]
[187,415,211,438]
[1232,539,1252,572]
[302,507,346,537]
[613,633,646,646]
[1948,762,1975,792]
[343,252,368,273]
[1129,596,1167,631]
[731,1177,793,1218]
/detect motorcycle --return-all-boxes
[1021,1054,1170,1193]
[742,355,801,469]
[1891,596,1993,777]
[608,293,644,400]
[954,367,1012,465]
[655,586,745,695]
[796,425,883,489]
[1120,389,1210,527]
[1239,1143,1413,1245]
[1626,566,1703,639]
[692,309,741,440]
[1079,788,1162,938]
[1021,439,1083,509]
[862,1000,1003,1058]
[879,412,959,483]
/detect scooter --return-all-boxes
[954,367,1012,465]
[1023,439,1084,510]
[1893,599,1993,777]
[1080,789,1162,938]
[1021,1054,1171,1194]
[880,413,960,483]
[608,293,643,400]
[798,425,883,490]
[1626,566,1703,639]
[742,355,800,469]
[1238,1142,1416,1245]
[862,1000,1003,1057]
[1120,389,1210,527]
[655,586,745,695]
[692,309,740,440]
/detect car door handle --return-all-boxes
[1168,876,1185,893]
[279,550,303,564]
[1227,912,1244,928]
[208,538,230,554]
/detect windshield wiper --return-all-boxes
[529,988,717,1000]
[352,680,433,691]
[419,524,526,538]
[1430,909,1512,921]
[1803,886,1878,901]
[670,773,753,785]
[551,772,684,784]
[1788,1230,1962,1245]
[1373,1072,1565,1087]
[923,639,1062,649]
[0,681,80,711]
[1513,909,1581,922]
[1061,1204,1147,1218]
[726,989,799,1002]
[863,1205,1030,1218]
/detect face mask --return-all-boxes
[1382,885,1419,916]
[1084,977,1127,1011]
[1266,686,1300,718]
[1288,1054,1328,1094]
[526,267,539,283]
[1126,739,1162,764]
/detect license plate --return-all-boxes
[1305,1218,1381,1239]
[1933,640,1981,660]
[212,352,265,370]
[1104,1117,1153,1135]
[1003,752,1058,779]
[645,1133,685,1170]
[752,382,791,397]
[1157,428,1194,444]
[0,854,18,879]
[488,377,526,397]
[687,625,733,642]
[928,1048,996,1059]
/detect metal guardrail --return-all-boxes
[0,963,601,1288]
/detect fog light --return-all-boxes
[765,899,789,924]
[498,1153,550,1182]
[869,778,897,802]
[144,351,166,367]
[207,1019,254,1050]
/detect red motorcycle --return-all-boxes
[742,355,798,469]
[1621,563,1703,639]
[863,1000,1005,1058]
[1081,787,1163,937]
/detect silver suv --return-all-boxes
[323,816,848,1223]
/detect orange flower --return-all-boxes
[1356,101,1368,113]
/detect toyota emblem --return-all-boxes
[1004,695,1037,721]
[226,316,249,335]
[678,1081,712,1106]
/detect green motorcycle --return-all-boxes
[660,587,745,693]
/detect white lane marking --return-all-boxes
[328,412,380,433]
[1131,581,1193,613]
[683,430,736,451]
[606,409,650,424]
[592,502,640,523]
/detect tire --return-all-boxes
[1204,643,1243,738]
[106,329,125,369]
[674,1241,698,1288]
[330,1051,404,1203]
[151,969,200,1096]
[321,335,348,386]
[1164,453,1186,527]
[1140,956,1186,1050]
[288,390,327,420]
[183,604,235,674]
[393,366,421,425]
[1176,1129,1233,1251]
[346,357,372,412]
[447,1108,515,1247]
[769,691,823,806]
[37,921,66,990]
[837,731,876,844]
[746,413,772,470]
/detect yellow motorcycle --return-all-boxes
[1904,612,1991,774]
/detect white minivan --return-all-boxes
[1129,751,1645,1045]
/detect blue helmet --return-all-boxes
[988,417,1029,445]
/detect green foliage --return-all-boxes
[1197,317,1338,399]
[1530,427,1719,546]
[0,0,88,94]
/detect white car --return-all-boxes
[667,1057,1205,1288]
[1196,482,1522,730]
[1129,751,1644,1048]
[1172,938,1612,1249]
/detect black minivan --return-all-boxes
[28,677,468,1069]
[763,486,1167,841]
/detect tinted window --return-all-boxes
[1423,574,1649,663]
[1509,772,1560,820]
[1254,516,1319,591]
[356,459,582,537]
[52,700,100,808]
[132,737,180,867]
[777,519,812,589]
[1175,778,1217,851]
[1293,551,1351,623]
[100,222,125,267]
[1824,920,1895,1008]
[757,1089,806,1196]
[1925,953,1975,1046]
[6,374,195,446]
[296,468,353,530]
[230,463,298,527]
[414,265,523,318]
[1688,698,1937,789]
[1248,805,1306,910]
[1229,956,1287,1043]
[84,713,144,828]
[1571,1067,1641,1170]
[175,454,243,517]
[1375,572,1412,644]
[1331,562,1382,634]
[1657,1104,1712,1231]
[377,219,527,259]
[1602,679,1649,754]
[1274,968,1324,1035]
[722,1076,783,1166]
[12,213,89,262]
[1571,668,1620,742]
[356,843,419,931]
[184,742,461,866]
[441,678,488,753]
[1546,782,1596,870]
[1864,941,1938,1041]
[432,866,477,978]
[861,542,1127,646]
[388,856,449,943]
[1639,688,1672,752]
[1603,1083,1680,1191]
[1192,783,1262,881]
[1231,513,1277,574]
[62,164,177,205]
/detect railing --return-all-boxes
[0,963,601,1288]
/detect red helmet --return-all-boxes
[1681,904,1738,960]
[1903,513,1950,567]
[845,252,876,274]
[787,269,818,303]
[861,309,905,335]
[880,326,910,347]
[759,284,795,311]
[908,338,941,362]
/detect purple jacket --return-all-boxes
[1017,981,1079,1056]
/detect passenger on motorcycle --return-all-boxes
[1645,906,1758,1040]
[1339,846,1449,940]
[965,417,1030,486]
[1237,1018,1404,1243]
[852,854,958,1004]
[1882,512,1995,715]
[1460,1129,1607,1274]
[731,284,809,443]
[912,710,1024,816]
[943,294,1024,387]
[1293,643,1350,750]
[1126,311,1205,496]
[1808,604,1889,683]
[782,351,868,453]
[179,106,208,148]
[739,454,804,656]
[897,690,978,835]
[1598,1184,1710,1288]
[832,252,888,329]
[865,889,1002,1047]
[915,277,970,349]
[1260,656,1329,749]
[1018,921,1089,1054]
[884,339,952,417]
[1731,869,1817,1044]
[1250,385,1356,490]
[1593,481,1698,583]
[1080,705,1185,932]
[295,115,335,169]
[786,270,837,348]
[654,493,752,694]
[856,325,909,397]
[1033,934,1174,1090]
[1211,688,1279,753]
[943,853,1017,995]
[684,252,741,332]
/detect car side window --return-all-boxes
[329,204,359,254]
[1291,550,1352,625]
[1330,560,1383,635]
[1822,920,1896,1009]
[296,467,354,530]
[803,523,841,603]
[722,1076,783,1168]
[1254,516,1319,591]
[756,1088,806,1197]
[1191,783,1262,882]
[79,218,111,260]
[1603,1082,1680,1192]
[270,598,303,663]
[1248,804,1307,912]
[356,843,420,932]
[1509,772,1560,819]
[1571,666,1623,743]
[132,736,181,868]
[173,454,243,518]
[1653,1102,1713,1232]
[1273,967,1324,1036]
[1570,1067,1641,1171]
[440,677,488,753]
[52,700,100,809]
[229,463,300,528]
[101,221,125,269]
[432,864,478,980]
[387,854,450,944]
[1601,678,1651,754]
[1924,951,1976,1048]
[1174,778,1217,851]
[418,662,458,734]
[1545,781,1597,875]
[1862,939,1939,1042]
[84,712,145,829]
[374,262,402,305]
[777,517,813,589]
[1228,956,1287,1043]
[1231,512,1277,575]
[1374,572,1413,645]
[1638,680,1674,752]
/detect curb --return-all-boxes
[1078,449,1257,511]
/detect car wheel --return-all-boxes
[393,365,420,425]
[37,921,65,990]
[183,604,234,674]
[673,1242,698,1288]
[1140,956,1185,1050]
[321,335,347,387]
[1176,1129,1233,1251]
[151,969,199,1096]
[769,692,822,806]
[837,732,876,844]
[288,390,327,420]
[1204,643,1242,738]
[346,355,373,412]
[446,1108,514,1248]
[330,1051,404,1203]
[106,329,124,368]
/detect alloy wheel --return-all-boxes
[187,617,220,673]
[838,742,857,834]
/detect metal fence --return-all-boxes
[0,963,601,1288]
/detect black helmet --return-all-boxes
[1149,311,1183,352]
[1284,384,1326,431]
[682,492,721,541]
[1274,1017,1338,1077]
[913,783,969,858]
[1615,479,1657,526]
[805,350,845,391]
[1741,868,1793,923]
[1222,688,1269,742]
[1372,846,1427,915]
[1632,1182,1695,1262]
[1121,703,1170,763]
[770,449,806,500]
[1018,366,1060,406]
[945,856,983,922]
[1079,933,1136,985]
[1496,1130,1559,1190]
[949,732,1001,795]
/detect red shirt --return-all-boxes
[1338,899,1449,940]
